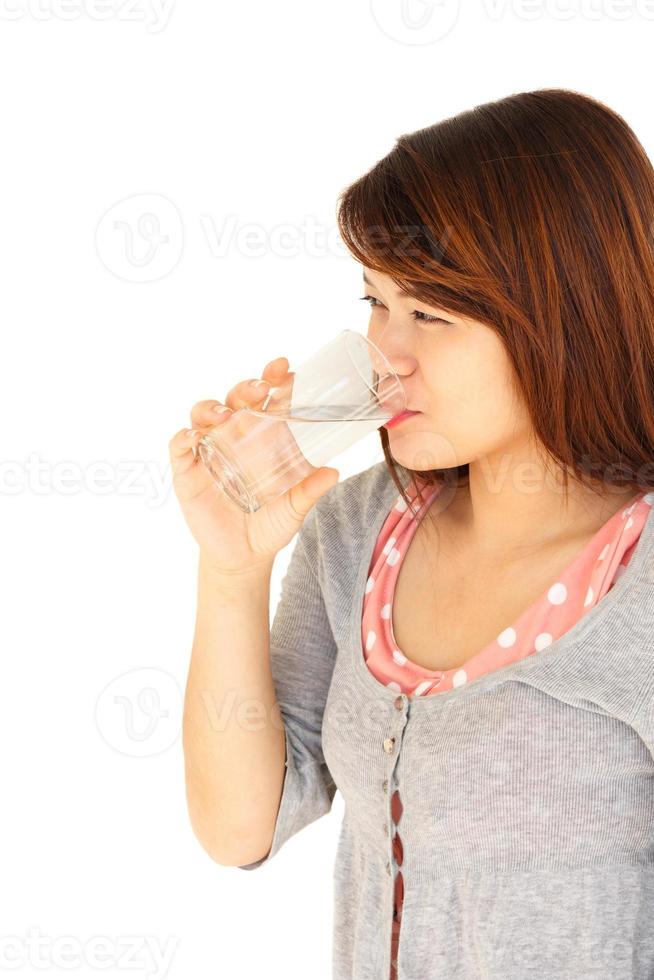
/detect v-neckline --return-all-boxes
[387,484,644,678]
[349,471,654,709]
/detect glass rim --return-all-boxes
[342,329,408,412]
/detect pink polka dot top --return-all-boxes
[362,479,654,698]
[362,477,654,980]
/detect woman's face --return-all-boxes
[362,267,534,475]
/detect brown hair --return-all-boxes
[336,88,654,518]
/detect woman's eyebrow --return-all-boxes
[362,271,459,321]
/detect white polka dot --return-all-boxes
[626,517,634,529]
[497,627,517,648]
[534,632,553,651]
[643,492,654,506]
[386,548,401,567]
[547,582,567,605]
[381,603,391,619]
[584,586,594,607]
[391,649,407,665]
[413,680,433,696]
[365,630,376,651]
[386,681,402,693]
[395,497,408,513]
[597,543,610,561]
[452,669,468,687]
[382,536,397,556]
[365,575,375,594]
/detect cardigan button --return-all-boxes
[386,861,392,876]
[393,695,404,710]
[382,779,389,792]
[383,736,396,754]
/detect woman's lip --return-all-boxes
[383,410,421,429]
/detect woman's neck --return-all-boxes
[428,462,640,563]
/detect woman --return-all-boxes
[174,88,654,979]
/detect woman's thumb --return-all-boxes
[308,466,340,497]
[285,466,340,522]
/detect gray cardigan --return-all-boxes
[238,460,654,980]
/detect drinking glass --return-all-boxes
[197,329,407,513]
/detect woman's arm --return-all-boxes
[182,556,286,867]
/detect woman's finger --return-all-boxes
[169,427,202,479]
[189,399,234,430]
[262,356,289,378]
[222,377,276,412]
[188,358,290,427]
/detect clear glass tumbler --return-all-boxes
[197,329,407,513]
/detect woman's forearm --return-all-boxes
[182,554,285,866]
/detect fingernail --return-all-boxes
[250,379,270,389]
[213,404,231,414]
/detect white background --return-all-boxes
[1,2,653,979]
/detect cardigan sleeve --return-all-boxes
[237,503,338,870]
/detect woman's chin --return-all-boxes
[388,431,460,473]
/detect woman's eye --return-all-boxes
[359,294,383,308]
[412,310,452,325]
[358,294,452,326]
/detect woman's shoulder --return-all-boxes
[312,460,400,536]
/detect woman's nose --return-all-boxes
[366,326,418,385]
[367,326,416,367]
[370,353,418,414]
[386,354,418,376]
[372,346,418,379]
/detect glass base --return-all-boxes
[198,437,260,514]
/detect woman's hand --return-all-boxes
[169,356,339,577]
